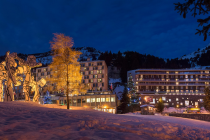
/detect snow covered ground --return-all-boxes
[0,101,210,140]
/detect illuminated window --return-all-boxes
[98,79,102,82]
[96,98,100,102]
[106,97,110,102]
[87,98,90,103]
[176,98,179,101]
[169,99,171,102]
[162,97,166,101]
[111,97,115,102]
[91,98,95,103]
[101,98,105,102]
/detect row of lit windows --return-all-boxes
[60,97,115,104]
[81,70,103,74]
[83,79,103,83]
[86,97,115,103]
[83,74,104,79]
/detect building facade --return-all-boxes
[58,93,117,114]
[127,69,208,108]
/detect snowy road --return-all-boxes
[123,114,210,130]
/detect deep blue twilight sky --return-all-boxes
[0,0,209,58]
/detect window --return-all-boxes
[44,68,46,72]
[93,75,97,78]
[99,70,102,74]
[97,70,100,74]
[84,67,86,71]
[82,99,86,103]
[93,67,98,70]
[41,72,44,76]
[102,74,104,78]
[91,71,93,74]
[89,79,93,83]
[106,97,110,102]
[77,99,81,103]
[91,98,95,103]
[111,97,115,102]
[89,63,91,66]
[101,98,105,102]
[102,66,104,69]
[169,99,171,102]
[87,98,90,103]
[84,76,89,79]
[180,102,183,105]
[96,98,100,102]
[162,97,166,101]
[82,80,85,83]
[73,100,76,103]
[38,69,41,72]
[87,67,89,70]
[102,83,104,87]
[47,71,50,75]
[176,98,179,101]
[98,79,102,82]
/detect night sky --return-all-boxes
[0,0,209,58]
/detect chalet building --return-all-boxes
[127,69,208,108]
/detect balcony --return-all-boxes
[137,83,208,86]
[136,78,210,82]
[137,90,204,94]
[135,72,206,75]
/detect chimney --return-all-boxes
[87,58,90,61]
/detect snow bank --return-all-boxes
[0,101,210,140]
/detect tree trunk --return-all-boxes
[67,64,69,109]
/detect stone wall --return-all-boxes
[169,113,210,122]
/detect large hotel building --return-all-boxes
[31,58,117,114]
[127,69,208,108]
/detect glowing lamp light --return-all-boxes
[104,106,107,108]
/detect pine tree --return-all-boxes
[127,75,138,104]
[118,85,130,113]
[155,98,164,113]
[204,87,210,111]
